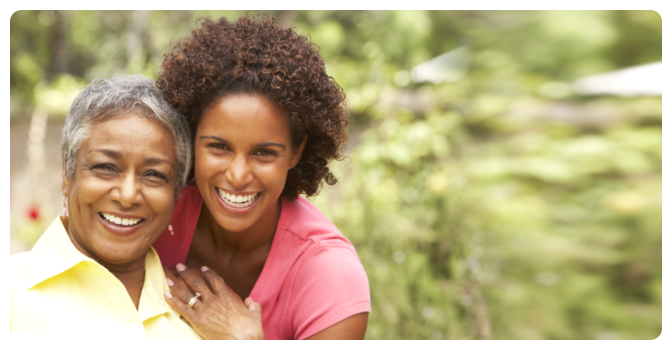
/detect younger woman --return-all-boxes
[154,15,370,340]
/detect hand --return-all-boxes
[163,264,265,340]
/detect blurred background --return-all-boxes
[10,10,662,339]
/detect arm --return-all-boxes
[163,245,370,340]
[306,313,369,340]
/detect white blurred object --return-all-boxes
[573,62,662,96]
[392,251,406,264]
[422,306,435,319]
[535,271,561,286]
[411,46,472,84]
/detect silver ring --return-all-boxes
[188,292,201,308]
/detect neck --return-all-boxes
[198,199,282,255]
[107,262,146,310]
[90,253,147,310]
[64,219,146,310]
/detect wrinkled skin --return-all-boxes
[163,265,264,340]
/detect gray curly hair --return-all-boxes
[61,75,192,198]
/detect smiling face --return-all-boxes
[62,113,177,268]
[194,93,305,234]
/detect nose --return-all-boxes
[225,153,253,189]
[110,173,142,208]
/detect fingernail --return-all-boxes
[166,278,174,286]
[165,292,173,299]
[176,263,186,272]
[201,266,209,271]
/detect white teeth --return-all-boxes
[217,188,259,208]
[101,213,142,226]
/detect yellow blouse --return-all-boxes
[9,216,203,340]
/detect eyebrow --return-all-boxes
[92,148,174,169]
[144,157,174,169]
[199,135,287,150]
[92,148,122,159]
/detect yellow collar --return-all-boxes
[27,216,95,289]
[26,216,174,321]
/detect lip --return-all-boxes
[215,187,261,214]
[98,212,146,236]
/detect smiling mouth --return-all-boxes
[216,188,261,208]
[99,212,144,226]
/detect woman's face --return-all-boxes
[194,93,305,233]
[62,113,177,267]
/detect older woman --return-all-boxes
[153,15,370,340]
[9,76,261,339]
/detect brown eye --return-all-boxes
[254,149,277,157]
[208,143,230,151]
[145,170,168,180]
[93,163,117,172]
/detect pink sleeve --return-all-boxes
[289,244,371,340]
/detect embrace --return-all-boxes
[10,15,370,340]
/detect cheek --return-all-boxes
[146,187,175,218]
[69,178,109,213]
[257,164,289,193]
[195,152,229,179]
[144,188,175,241]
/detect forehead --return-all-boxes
[198,94,291,141]
[81,113,176,162]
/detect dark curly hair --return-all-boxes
[157,15,349,200]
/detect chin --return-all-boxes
[94,244,146,265]
[220,223,251,233]
[214,215,255,233]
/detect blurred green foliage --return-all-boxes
[10,10,662,339]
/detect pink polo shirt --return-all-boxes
[152,184,371,339]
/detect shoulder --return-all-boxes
[279,196,344,244]
[170,182,204,232]
[174,182,203,211]
[10,251,31,265]
[278,196,368,291]
[269,198,371,339]
[9,252,32,298]
[9,252,31,292]
[294,244,369,296]
[276,197,367,284]
[10,252,31,274]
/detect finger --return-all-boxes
[165,269,193,295]
[168,279,204,312]
[164,291,198,321]
[200,266,233,298]
[176,263,214,298]
[244,297,263,318]
[200,266,244,304]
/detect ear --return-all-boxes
[62,167,70,196]
[289,133,308,169]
